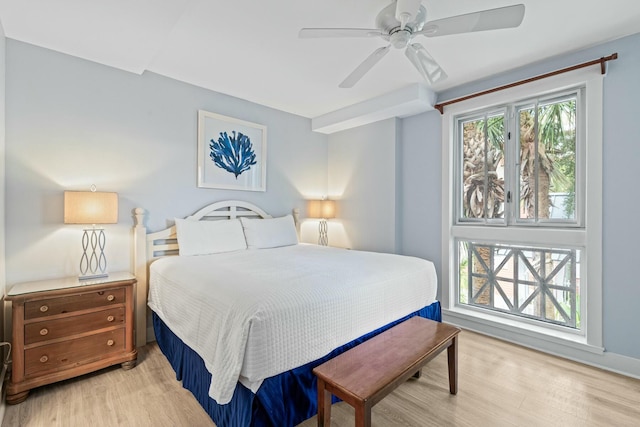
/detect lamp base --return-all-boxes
[318,219,328,246]
[78,272,109,281]
[79,228,109,280]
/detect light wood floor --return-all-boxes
[3,329,640,427]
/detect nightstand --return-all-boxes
[5,272,138,404]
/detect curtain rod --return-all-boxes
[434,53,618,114]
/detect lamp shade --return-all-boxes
[308,199,336,219]
[64,191,118,224]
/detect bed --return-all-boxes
[132,200,440,427]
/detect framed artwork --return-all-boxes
[197,110,267,191]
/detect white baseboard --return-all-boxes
[444,310,640,380]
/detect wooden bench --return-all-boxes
[313,316,461,427]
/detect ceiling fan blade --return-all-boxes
[299,28,384,39]
[339,45,391,88]
[405,43,447,85]
[416,4,525,38]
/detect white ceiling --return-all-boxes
[1,0,639,119]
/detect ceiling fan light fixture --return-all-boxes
[390,29,411,48]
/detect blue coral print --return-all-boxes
[209,130,257,178]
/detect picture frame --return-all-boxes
[197,110,267,191]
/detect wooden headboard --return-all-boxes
[132,200,299,347]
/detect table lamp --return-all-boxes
[308,199,336,246]
[64,187,118,280]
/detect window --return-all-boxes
[453,90,583,329]
[458,109,506,223]
[515,94,579,223]
[456,91,580,227]
[441,68,603,355]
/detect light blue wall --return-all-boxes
[598,34,640,359]
[327,118,398,253]
[399,111,442,299]
[5,40,328,284]
[400,33,640,359]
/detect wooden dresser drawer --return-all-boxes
[24,288,125,320]
[25,307,125,345]
[24,328,125,377]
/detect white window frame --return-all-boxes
[441,67,603,357]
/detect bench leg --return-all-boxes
[447,335,458,395]
[355,402,372,427]
[412,369,422,379]
[317,378,332,426]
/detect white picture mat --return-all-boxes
[197,110,267,191]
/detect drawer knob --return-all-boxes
[39,305,49,313]
[40,355,48,363]
[107,295,115,302]
[107,315,115,322]
[107,339,115,346]
[40,328,49,336]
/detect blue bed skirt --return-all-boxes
[153,301,441,427]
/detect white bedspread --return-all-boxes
[148,244,437,405]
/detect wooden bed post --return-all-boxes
[132,208,148,347]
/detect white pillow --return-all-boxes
[175,218,247,256]
[240,215,299,249]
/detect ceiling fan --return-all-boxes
[299,0,525,88]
